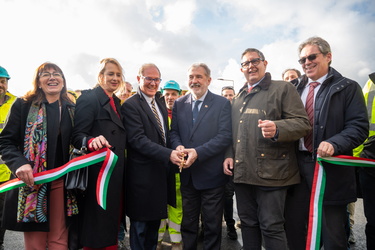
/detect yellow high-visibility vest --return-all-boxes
[353,79,375,157]
[0,92,17,182]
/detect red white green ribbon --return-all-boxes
[306,161,326,250]
[0,148,117,210]
[96,147,118,210]
[306,155,375,250]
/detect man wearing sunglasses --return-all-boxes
[285,36,368,250]
[224,48,311,249]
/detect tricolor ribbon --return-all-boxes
[0,147,118,210]
[306,155,375,250]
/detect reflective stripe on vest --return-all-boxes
[367,88,375,131]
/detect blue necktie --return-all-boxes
[192,100,202,125]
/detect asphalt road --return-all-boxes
[3,199,368,249]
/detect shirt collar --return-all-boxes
[192,90,208,103]
[308,73,328,85]
[140,91,154,104]
[248,75,265,89]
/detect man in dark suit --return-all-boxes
[285,37,368,250]
[170,63,232,250]
[121,63,183,250]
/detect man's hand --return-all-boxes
[317,141,335,157]
[170,150,183,165]
[223,158,234,176]
[258,119,277,139]
[183,148,198,168]
[15,164,34,186]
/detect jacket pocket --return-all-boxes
[256,147,290,180]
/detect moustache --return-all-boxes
[189,83,201,88]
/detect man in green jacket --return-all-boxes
[224,48,311,250]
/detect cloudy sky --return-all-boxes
[1,0,374,96]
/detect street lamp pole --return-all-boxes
[217,78,234,87]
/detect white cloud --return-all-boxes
[0,0,374,97]
[163,1,196,33]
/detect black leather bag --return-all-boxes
[65,137,88,191]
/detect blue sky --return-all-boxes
[1,0,374,96]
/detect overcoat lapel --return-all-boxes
[96,87,125,130]
[138,90,168,141]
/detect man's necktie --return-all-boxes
[192,100,202,125]
[151,98,166,145]
[247,86,253,93]
[304,82,320,152]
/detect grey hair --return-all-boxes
[298,37,332,65]
[188,63,211,77]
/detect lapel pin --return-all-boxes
[205,105,208,108]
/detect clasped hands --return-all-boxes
[169,145,197,172]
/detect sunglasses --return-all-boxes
[298,53,322,65]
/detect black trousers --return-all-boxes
[285,151,348,250]
[180,178,225,250]
[224,176,235,228]
[235,183,288,250]
[129,219,161,250]
[359,169,375,250]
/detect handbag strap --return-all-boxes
[81,137,88,152]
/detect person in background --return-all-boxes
[0,66,17,250]
[353,72,375,249]
[72,58,126,249]
[220,85,238,240]
[157,80,183,250]
[116,81,133,104]
[282,68,301,82]
[0,62,77,249]
[115,81,132,249]
[114,81,133,249]
[74,89,82,98]
[285,36,368,250]
[221,86,235,102]
[170,63,232,250]
[224,48,311,250]
[67,90,78,103]
[121,63,182,250]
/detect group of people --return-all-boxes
[0,35,373,250]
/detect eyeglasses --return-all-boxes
[141,76,162,84]
[298,53,322,65]
[40,72,63,78]
[241,58,263,69]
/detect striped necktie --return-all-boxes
[304,82,320,152]
[151,98,166,145]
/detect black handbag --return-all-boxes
[65,137,88,191]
